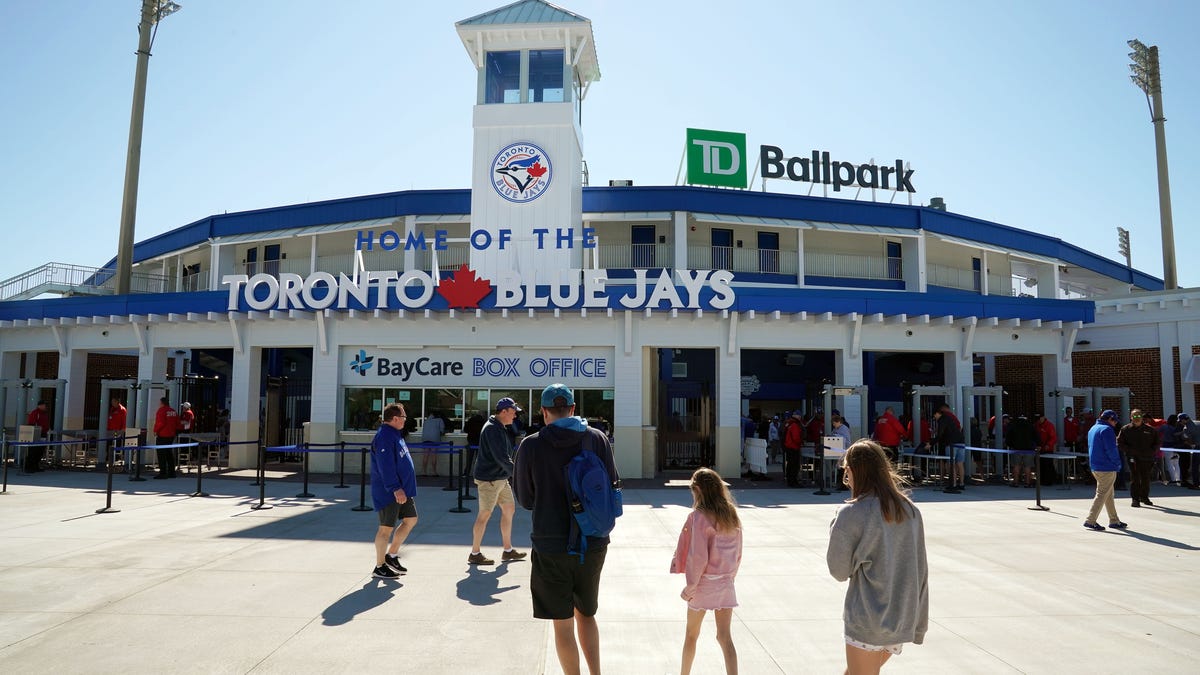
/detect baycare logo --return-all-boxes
[349,349,375,376]
[491,141,552,203]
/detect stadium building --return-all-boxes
[2,0,1197,479]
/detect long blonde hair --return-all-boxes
[842,440,914,524]
[690,467,740,532]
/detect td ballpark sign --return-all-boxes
[686,127,915,193]
[222,228,736,312]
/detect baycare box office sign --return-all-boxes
[343,347,613,388]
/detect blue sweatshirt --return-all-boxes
[1087,422,1120,472]
[370,423,417,511]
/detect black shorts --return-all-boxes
[377,498,418,526]
[530,548,607,620]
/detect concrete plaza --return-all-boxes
[1,469,1198,674]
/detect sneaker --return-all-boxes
[373,564,400,579]
[1141,499,1155,506]
[1082,521,1105,531]
[1108,521,1128,529]
[1131,501,1140,508]
[501,549,527,563]
[384,554,407,574]
[943,487,961,494]
[467,552,495,565]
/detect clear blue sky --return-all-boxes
[2,0,1198,288]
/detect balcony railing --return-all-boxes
[685,246,798,275]
[0,263,170,301]
[805,252,896,280]
[595,243,674,269]
[928,263,981,292]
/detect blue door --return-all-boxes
[711,229,733,270]
[631,225,655,268]
[758,231,779,273]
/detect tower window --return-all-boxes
[528,49,564,102]
[485,51,521,103]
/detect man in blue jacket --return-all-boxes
[370,403,418,579]
[1083,410,1126,531]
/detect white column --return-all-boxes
[1159,324,1177,416]
[1,351,23,429]
[1179,321,1196,416]
[308,347,340,472]
[611,343,644,479]
[59,349,89,430]
[716,344,741,479]
[673,211,688,272]
[834,348,865,436]
[229,347,263,468]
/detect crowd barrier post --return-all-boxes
[130,435,146,482]
[96,454,120,511]
[461,445,477,501]
[2,436,10,494]
[297,443,315,498]
[449,444,470,513]
[352,444,372,511]
[813,445,830,496]
[191,441,210,498]
[251,441,272,510]
[1028,451,1048,511]
[439,443,457,492]
[336,441,349,488]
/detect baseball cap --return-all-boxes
[182,402,192,409]
[1099,409,1118,421]
[540,383,575,408]
[494,397,521,413]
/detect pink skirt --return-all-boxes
[687,574,738,611]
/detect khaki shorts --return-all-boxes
[475,478,514,512]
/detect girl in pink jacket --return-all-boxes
[671,467,743,675]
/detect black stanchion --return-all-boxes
[441,443,457,491]
[96,442,120,514]
[461,445,476,501]
[813,445,830,496]
[1028,451,1048,511]
[191,442,210,498]
[251,441,272,510]
[2,438,10,494]
[449,445,470,513]
[297,444,315,498]
[336,441,349,488]
[352,445,372,511]
[130,434,146,482]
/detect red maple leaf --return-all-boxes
[437,264,492,309]
[527,162,547,178]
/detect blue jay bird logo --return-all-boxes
[490,142,552,203]
[349,350,374,376]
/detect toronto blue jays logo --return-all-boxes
[349,349,374,376]
[491,142,552,203]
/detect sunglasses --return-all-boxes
[1131,415,1143,419]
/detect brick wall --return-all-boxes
[1072,348,1164,417]
[993,355,1043,417]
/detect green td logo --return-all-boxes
[686,128,747,189]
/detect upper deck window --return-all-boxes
[528,49,564,102]
[485,51,521,103]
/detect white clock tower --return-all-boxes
[456,0,600,285]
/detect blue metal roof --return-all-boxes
[94,185,1160,292]
[457,0,590,26]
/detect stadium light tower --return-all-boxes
[115,0,182,295]
[1127,39,1176,290]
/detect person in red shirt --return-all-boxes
[1036,413,1060,485]
[153,397,180,479]
[179,402,195,433]
[98,398,128,471]
[24,400,51,473]
[872,406,907,462]
[1063,407,1079,450]
[783,411,805,487]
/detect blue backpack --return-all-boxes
[565,431,623,563]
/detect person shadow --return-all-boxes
[321,578,403,626]
[456,564,520,606]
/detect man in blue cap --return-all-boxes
[1083,410,1126,531]
[468,397,527,565]
[513,383,619,675]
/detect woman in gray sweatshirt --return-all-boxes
[827,440,929,674]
